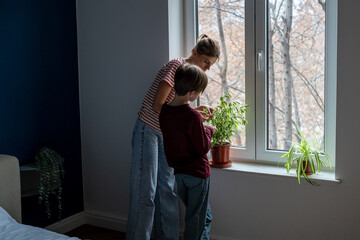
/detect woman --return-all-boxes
[126,34,220,240]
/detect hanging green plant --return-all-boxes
[35,147,65,219]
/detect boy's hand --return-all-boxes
[195,105,214,122]
[200,110,210,122]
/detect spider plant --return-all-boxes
[281,125,332,185]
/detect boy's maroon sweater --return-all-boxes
[159,103,214,179]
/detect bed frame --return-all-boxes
[0,154,22,223]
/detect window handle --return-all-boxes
[257,50,263,72]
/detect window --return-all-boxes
[182,0,337,166]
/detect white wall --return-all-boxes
[76,0,169,226]
[77,0,360,239]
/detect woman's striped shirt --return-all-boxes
[138,57,185,132]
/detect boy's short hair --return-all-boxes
[174,63,208,96]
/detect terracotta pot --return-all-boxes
[210,143,232,168]
[297,160,313,175]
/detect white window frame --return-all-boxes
[255,0,337,166]
[172,0,337,167]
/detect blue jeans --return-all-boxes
[126,118,179,240]
[175,174,212,240]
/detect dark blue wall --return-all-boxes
[0,1,83,226]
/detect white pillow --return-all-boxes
[0,206,16,226]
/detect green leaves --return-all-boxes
[36,147,65,219]
[281,125,332,185]
[206,92,248,147]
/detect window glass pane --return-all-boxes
[267,0,326,151]
[197,0,246,147]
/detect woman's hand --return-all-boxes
[195,105,214,122]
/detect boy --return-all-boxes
[159,63,215,240]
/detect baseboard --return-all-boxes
[45,212,85,234]
[44,211,127,234]
[82,211,229,240]
[84,211,127,233]
[44,210,234,240]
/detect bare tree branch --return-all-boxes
[291,64,325,112]
[214,0,229,95]
[207,76,245,94]
[318,0,326,11]
[199,5,245,19]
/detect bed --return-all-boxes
[0,154,81,240]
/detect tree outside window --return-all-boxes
[198,0,327,152]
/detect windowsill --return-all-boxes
[210,160,340,184]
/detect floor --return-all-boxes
[65,224,126,240]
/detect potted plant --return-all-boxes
[205,92,248,168]
[281,125,332,185]
[35,147,65,219]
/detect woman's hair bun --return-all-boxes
[198,34,209,41]
[193,34,220,59]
